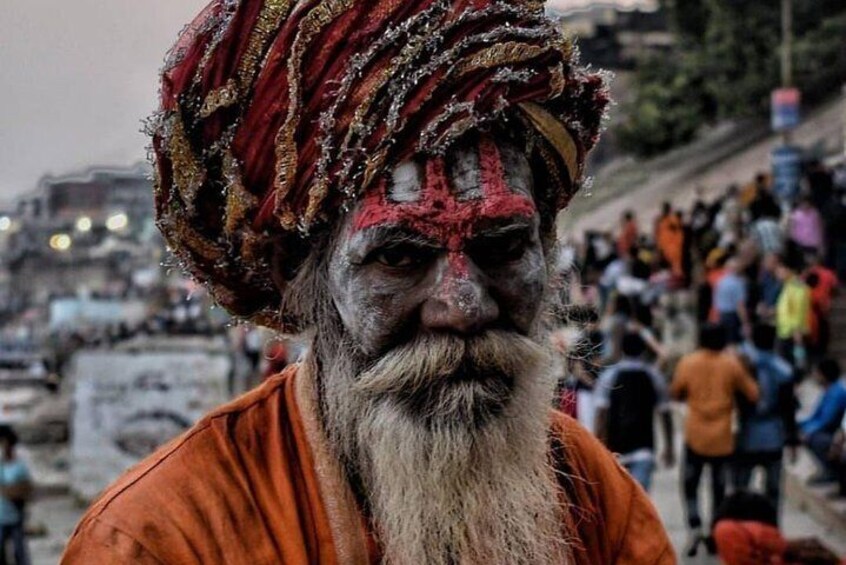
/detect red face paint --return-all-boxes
[352,137,537,260]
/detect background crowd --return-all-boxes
[550,157,846,562]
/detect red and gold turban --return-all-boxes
[151,0,609,328]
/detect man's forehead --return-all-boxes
[348,136,538,248]
[384,138,534,205]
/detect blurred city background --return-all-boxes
[2,0,846,562]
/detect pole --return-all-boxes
[780,0,793,145]
[781,0,792,88]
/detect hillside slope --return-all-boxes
[560,97,845,236]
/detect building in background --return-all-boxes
[550,1,670,71]
[0,163,159,318]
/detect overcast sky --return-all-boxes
[0,0,650,200]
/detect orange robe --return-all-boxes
[62,365,674,564]
[656,214,685,276]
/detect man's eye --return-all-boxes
[500,237,527,259]
[370,245,431,268]
[469,235,529,266]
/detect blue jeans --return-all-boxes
[805,430,837,480]
[684,446,729,530]
[624,459,655,492]
[718,312,743,344]
[732,451,784,523]
[0,523,29,565]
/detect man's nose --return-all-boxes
[420,253,499,334]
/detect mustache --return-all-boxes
[354,330,549,398]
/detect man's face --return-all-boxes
[328,135,547,358]
[320,136,564,564]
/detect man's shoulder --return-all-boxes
[64,366,303,563]
[548,412,674,564]
[549,411,629,479]
[677,350,706,369]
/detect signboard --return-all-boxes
[771,144,802,205]
[49,298,147,330]
[70,347,231,501]
[771,88,801,131]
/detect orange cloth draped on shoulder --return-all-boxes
[62,365,673,564]
[656,213,684,276]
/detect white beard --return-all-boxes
[320,330,573,565]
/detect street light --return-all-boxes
[0,217,10,232]
[106,213,129,232]
[76,216,93,233]
[49,234,72,252]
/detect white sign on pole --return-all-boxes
[70,349,231,501]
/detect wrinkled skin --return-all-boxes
[328,136,548,359]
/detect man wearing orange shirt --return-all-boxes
[62,1,672,564]
[671,324,759,557]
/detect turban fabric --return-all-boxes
[150,0,609,329]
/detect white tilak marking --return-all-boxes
[387,161,422,203]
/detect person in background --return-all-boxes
[677,210,695,285]
[712,491,786,565]
[616,210,639,260]
[775,252,811,372]
[712,490,841,565]
[594,333,674,492]
[714,185,746,249]
[242,327,263,373]
[598,251,629,315]
[551,306,604,426]
[734,324,797,519]
[655,202,685,278]
[752,216,784,257]
[799,359,846,485]
[703,249,729,323]
[603,293,633,363]
[689,196,715,258]
[788,197,825,257]
[713,256,750,343]
[804,253,839,359]
[671,325,759,557]
[756,253,783,324]
[806,160,834,212]
[748,173,781,222]
[0,425,31,565]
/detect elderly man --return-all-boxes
[63,1,672,563]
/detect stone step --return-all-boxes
[786,471,846,541]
